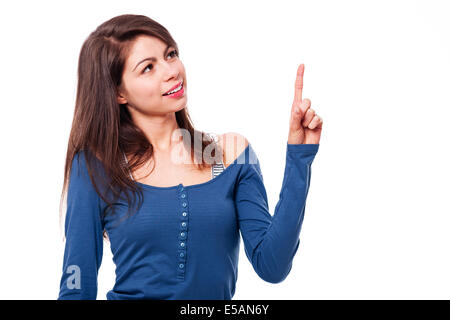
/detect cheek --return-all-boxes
[133,80,161,101]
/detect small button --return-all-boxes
[181,194,186,198]
[181,222,187,227]
[182,212,187,217]
[180,232,185,237]
[182,202,187,207]
[180,242,185,247]
[179,252,185,258]
[179,263,184,269]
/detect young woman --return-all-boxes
[58,14,323,300]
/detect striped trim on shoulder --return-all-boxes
[211,163,225,179]
[208,132,225,179]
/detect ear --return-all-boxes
[117,92,127,105]
[116,82,128,104]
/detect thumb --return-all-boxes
[289,104,303,132]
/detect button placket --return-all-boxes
[177,185,188,278]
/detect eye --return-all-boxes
[168,49,178,58]
[143,63,153,73]
[142,50,179,74]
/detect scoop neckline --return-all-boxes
[134,143,251,191]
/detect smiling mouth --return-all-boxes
[162,80,184,96]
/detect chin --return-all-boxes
[175,105,186,113]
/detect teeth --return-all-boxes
[166,82,183,95]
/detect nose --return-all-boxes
[163,61,180,82]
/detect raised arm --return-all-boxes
[235,142,319,283]
[234,63,322,283]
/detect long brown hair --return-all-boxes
[59,14,222,242]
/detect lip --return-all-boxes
[163,84,184,98]
[163,80,183,96]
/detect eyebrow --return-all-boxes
[132,44,171,72]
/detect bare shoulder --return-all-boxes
[217,132,249,168]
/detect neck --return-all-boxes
[128,109,182,152]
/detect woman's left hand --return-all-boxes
[287,64,323,145]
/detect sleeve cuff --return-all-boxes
[287,143,320,154]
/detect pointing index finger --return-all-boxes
[293,64,304,106]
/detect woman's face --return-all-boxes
[117,35,187,115]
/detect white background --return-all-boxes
[0,0,449,299]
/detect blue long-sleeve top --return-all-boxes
[58,142,319,300]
